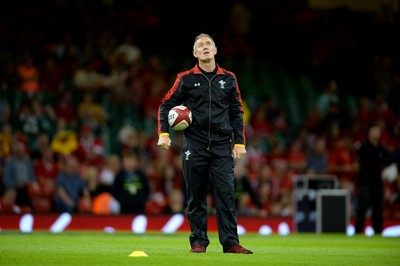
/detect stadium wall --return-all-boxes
[1,213,399,236]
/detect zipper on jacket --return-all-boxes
[205,73,217,150]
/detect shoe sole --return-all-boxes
[224,251,253,254]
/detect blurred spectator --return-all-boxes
[165,188,184,214]
[381,160,399,219]
[73,53,122,93]
[81,166,99,197]
[355,97,373,132]
[369,93,398,131]
[286,137,307,174]
[117,124,138,154]
[57,33,81,88]
[319,99,347,136]
[50,128,79,158]
[255,164,278,215]
[114,33,143,69]
[16,101,40,149]
[17,97,55,149]
[316,79,339,119]
[166,153,186,214]
[54,155,90,213]
[267,141,287,172]
[97,154,121,194]
[0,124,13,175]
[32,147,59,212]
[53,90,77,128]
[134,132,154,167]
[33,147,59,192]
[72,59,107,91]
[111,152,150,214]
[249,105,272,138]
[2,140,39,212]
[150,163,184,214]
[30,133,51,162]
[273,159,294,217]
[355,125,394,234]
[16,55,40,95]
[38,56,63,94]
[343,118,366,145]
[257,180,272,216]
[302,107,323,135]
[305,137,328,174]
[91,191,120,215]
[234,160,266,217]
[98,28,118,63]
[246,133,268,181]
[263,95,280,126]
[77,92,106,130]
[257,164,280,202]
[327,137,357,192]
[76,124,105,169]
[142,56,168,120]
[89,153,122,214]
[272,108,289,138]
[31,97,55,133]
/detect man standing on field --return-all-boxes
[157,33,253,254]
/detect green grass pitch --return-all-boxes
[0,231,399,265]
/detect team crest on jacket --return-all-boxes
[219,80,225,89]
[184,150,191,160]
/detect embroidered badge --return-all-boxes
[219,80,225,89]
[184,150,191,160]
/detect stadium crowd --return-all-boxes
[0,1,399,220]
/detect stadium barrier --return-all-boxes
[0,213,399,236]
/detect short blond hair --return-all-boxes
[193,33,216,51]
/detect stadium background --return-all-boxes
[0,0,399,234]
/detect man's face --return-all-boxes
[193,37,217,61]
[369,126,381,143]
[123,156,137,171]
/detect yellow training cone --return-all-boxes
[129,251,148,257]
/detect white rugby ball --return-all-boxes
[168,106,192,131]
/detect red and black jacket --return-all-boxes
[158,64,245,148]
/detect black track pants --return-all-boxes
[355,185,384,234]
[182,141,239,249]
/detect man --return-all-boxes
[157,33,252,254]
[111,152,150,214]
[355,124,392,234]
[54,155,90,213]
[3,140,39,212]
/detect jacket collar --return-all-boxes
[191,64,225,75]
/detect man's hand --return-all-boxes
[233,144,246,159]
[157,134,171,150]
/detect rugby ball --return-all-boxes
[168,105,192,131]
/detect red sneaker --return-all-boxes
[224,244,253,254]
[190,244,206,253]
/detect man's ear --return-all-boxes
[193,50,198,58]
[214,47,217,55]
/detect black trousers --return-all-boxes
[355,185,384,234]
[182,140,239,250]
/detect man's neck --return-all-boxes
[198,60,216,73]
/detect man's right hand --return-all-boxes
[157,134,171,150]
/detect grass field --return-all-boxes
[0,231,399,266]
